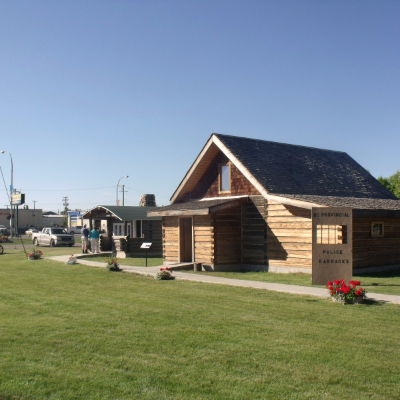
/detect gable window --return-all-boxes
[371,222,384,237]
[219,164,231,192]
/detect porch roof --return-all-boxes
[82,205,162,221]
[147,197,248,217]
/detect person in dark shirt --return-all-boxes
[81,225,90,253]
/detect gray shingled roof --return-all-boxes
[149,198,239,213]
[274,194,400,210]
[215,134,397,200]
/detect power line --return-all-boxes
[18,185,116,192]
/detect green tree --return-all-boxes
[378,170,400,199]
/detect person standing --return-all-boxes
[81,224,90,254]
[90,227,101,254]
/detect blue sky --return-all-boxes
[1,0,399,211]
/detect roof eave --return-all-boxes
[265,194,328,210]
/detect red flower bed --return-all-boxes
[326,279,366,304]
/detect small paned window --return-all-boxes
[371,222,384,237]
[219,164,230,192]
[316,225,347,244]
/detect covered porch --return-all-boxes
[82,205,162,257]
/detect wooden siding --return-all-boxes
[214,206,242,264]
[241,196,268,264]
[189,151,260,200]
[163,216,179,262]
[267,200,312,269]
[193,215,214,264]
[353,217,400,269]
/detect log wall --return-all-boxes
[142,220,163,255]
[163,217,179,262]
[353,217,400,270]
[241,196,268,265]
[193,215,214,264]
[266,200,312,270]
[214,206,242,265]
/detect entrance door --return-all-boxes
[126,223,132,238]
[180,218,193,262]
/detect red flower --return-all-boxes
[333,280,339,285]
[327,281,333,286]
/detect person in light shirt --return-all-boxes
[90,227,101,254]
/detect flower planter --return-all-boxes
[327,280,366,305]
[28,256,36,260]
[332,296,364,305]
[66,259,77,265]
[155,268,173,280]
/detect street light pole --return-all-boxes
[1,150,14,238]
[116,175,129,206]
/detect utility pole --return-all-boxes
[62,196,69,227]
[33,200,37,209]
[122,185,128,206]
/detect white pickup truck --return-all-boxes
[32,227,75,247]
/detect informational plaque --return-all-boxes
[140,242,152,249]
[312,207,353,285]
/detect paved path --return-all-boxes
[46,255,400,305]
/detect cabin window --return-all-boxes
[219,164,231,192]
[371,222,384,237]
[113,223,124,236]
[316,225,347,244]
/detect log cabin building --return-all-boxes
[82,205,162,257]
[148,134,400,279]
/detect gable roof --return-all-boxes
[171,133,398,204]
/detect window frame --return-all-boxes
[371,222,384,237]
[218,163,231,193]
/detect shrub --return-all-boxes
[106,258,121,271]
[155,267,173,280]
[0,235,11,243]
[27,249,43,260]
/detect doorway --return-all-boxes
[179,218,193,262]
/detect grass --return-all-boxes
[0,253,400,399]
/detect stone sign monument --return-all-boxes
[312,207,353,285]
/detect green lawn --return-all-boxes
[0,253,400,399]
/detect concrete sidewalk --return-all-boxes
[46,255,400,305]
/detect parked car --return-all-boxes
[0,225,10,236]
[25,228,39,236]
[32,227,75,247]
[68,226,82,235]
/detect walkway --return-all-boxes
[46,255,400,305]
